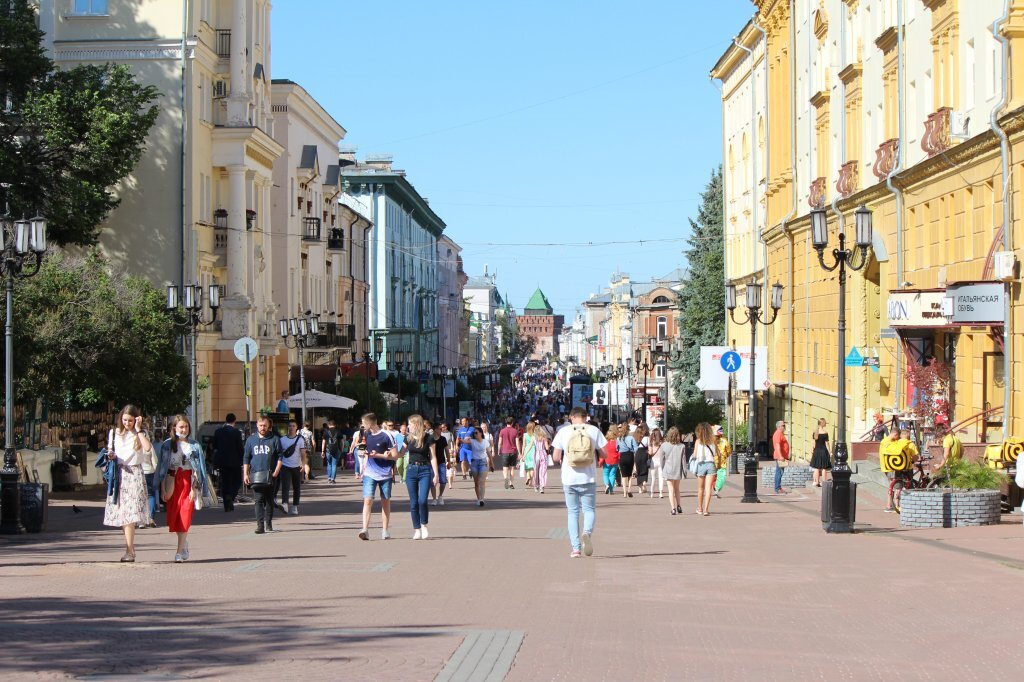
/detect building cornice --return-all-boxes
[341,172,446,237]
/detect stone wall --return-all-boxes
[760,463,813,489]
[899,489,1002,528]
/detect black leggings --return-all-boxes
[279,466,301,506]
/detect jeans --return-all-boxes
[602,464,617,491]
[563,482,596,551]
[774,461,784,491]
[325,453,341,480]
[144,472,158,519]
[405,463,432,529]
[253,485,275,527]
[280,466,301,506]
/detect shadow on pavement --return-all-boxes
[598,550,728,559]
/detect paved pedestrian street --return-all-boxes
[1,474,1021,681]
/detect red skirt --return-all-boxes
[166,468,195,533]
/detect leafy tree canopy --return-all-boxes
[1,249,189,413]
[1,2,160,246]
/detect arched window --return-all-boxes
[653,295,670,304]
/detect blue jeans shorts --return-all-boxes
[470,458,488,475]
[695,461,717,477]
[361,476,393,499]
[437,464,448,485]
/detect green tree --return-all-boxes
[674,167,725,401]
[1,250,189,413]
[1,1,160,246]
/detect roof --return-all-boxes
[465,275,497,290]
[341,166,446,237]
[299,145,318,170]
[524,288,554,315]
[324,164,340,188]
[654,267,687,283]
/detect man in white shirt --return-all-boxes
[551,407,607,559]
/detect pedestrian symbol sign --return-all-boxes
[845,346,864,367]
[720,351,742,373]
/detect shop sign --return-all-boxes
[886,291,948,327]
[946,282,1005,324]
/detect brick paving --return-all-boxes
[1,469,1022,681]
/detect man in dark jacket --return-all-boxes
[212,413,245,511]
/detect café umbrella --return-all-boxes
[285,389,357,410]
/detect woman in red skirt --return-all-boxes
[155,415,210,563]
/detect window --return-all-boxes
[653,295,670,304]
[655,363,666,379]
[71,0,108,15]
[657,316,667,340]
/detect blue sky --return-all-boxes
[273,1,753,316]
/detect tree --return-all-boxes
[1,1,160,246]
[673,167,725,402]
[0,250,189,413]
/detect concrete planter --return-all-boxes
[899,489,1002,528]
[760,463,813,489]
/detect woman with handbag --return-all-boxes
[633,423,651,495]
[616,423,638,499]
[102,405,154,562]
[660,427,685,515]
[155,414,210,563]
[693,422,719,516]
[140,427,160,528]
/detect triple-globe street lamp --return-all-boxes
[726,279,784,504]
[166,284,220,424]
[279,313,320,426]
[0,211,47,535]
[810,204,873,533]
[360,336,385,413]
[388,349,409,422]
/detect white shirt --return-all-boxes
[109,429,145,467]
[551,423,607,486]
[279,435,305,468]
[169,440,194,470]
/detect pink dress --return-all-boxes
[534,432,549,489]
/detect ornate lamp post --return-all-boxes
[726,279,783,504]
[634,345,656,425]
[810,205,872,533]
[388,349,408,422]
[1,211,47,535]
[433,364,447,423]
[166,283,220,423]
[279,313,320,426]
[361,336,384,413]
[651,340,683,431]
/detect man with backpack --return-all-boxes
[321,419,342,484]
[551,407,607,559]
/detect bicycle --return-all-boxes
[889,454,936,513]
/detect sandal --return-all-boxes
[120,552,135,563]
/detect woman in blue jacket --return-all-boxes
[155,415,210,563]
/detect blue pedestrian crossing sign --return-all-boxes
[845,346,864,367]
[720,351,742,373]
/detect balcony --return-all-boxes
[302,217,321,242]
[835,160,859,198]
[921,107,953,157]
[315,322,354,349]
[327,227,344,251]
[808,177,826,209]
[215,30,231,58]
[872,138,900,180]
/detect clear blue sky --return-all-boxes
[272,1,753,317]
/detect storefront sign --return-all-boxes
[886,291,948,327]
[946,282,1005,324]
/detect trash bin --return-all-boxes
[821,480,857,529]
[20,482,49,533]
[51,460,80,491]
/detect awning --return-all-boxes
[289,365,336,383]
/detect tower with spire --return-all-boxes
[519,287,564,361]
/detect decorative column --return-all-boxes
[227,0,249,125]
[222,164,250,338]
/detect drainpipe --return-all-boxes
[179,0,189,288]
[776,0,798,424]
[991,0,1012,438]
[886,0,906,414]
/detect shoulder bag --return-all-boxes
[250,469,273,489]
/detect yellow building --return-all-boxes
[715,0,1023,457]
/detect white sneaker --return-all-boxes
[181,543,189,561]
[174,553,183,563]
[581,532,593,557]
[289,505,299,515]
[439,498,445,506]
[381,530,391,540]
[412,529,422,540]
[358,529,368,540]
[421,525,429,540]
[429,500,438,507]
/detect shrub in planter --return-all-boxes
[934,459,1006,490]
[899,461,1006,528]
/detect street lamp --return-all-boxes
[1,210,47,535]
[279,313,319,426]
[166,283,220,424]
[389,349,408,422]
[651,340,683,431]
[810,204,872,533]
[361,336,385,413]
[634,345,656,426]
[726,279,783,504]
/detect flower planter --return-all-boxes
[899,488,1001,528]
[760,463,813,489]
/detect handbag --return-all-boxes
[688,455,698,476]
[250,469,272,489]
[160,473,175,502]
[778,458,790,469]
[192,470,204,510]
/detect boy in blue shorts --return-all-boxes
[357,412,398,540]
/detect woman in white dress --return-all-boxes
[103,405,153,562]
